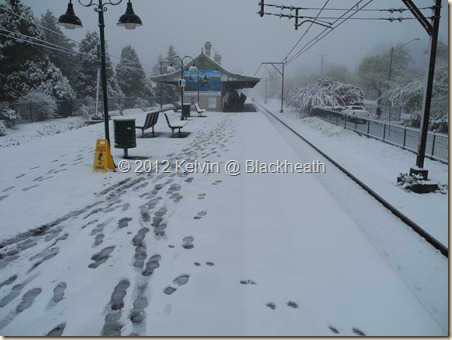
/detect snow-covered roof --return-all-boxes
[150,52,260,89]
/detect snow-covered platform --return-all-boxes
[0,108,447,336]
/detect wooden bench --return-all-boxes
[164,113,187,136]
[135,111,159,137]
[193,103,206,116]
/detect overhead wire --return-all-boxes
[0,4,153,73]
[0,6,81,47]
[265,12,421,21]
[265,0,433,68]
[1,30,149,75]
[0,27,84,56]
[282,0,330,65]
[284,0,375,66]
[263,3,434,12]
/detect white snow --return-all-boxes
[0,104,447,336]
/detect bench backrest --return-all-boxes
[150,111,159,125]
[143,112,153,127]
[164,113,173,128]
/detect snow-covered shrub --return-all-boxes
[135,98,150,111]
[285,77,363,116]
[0,103,19,127]
[19,91,57,121]
[429,116,448,133]
[111,98,125,116]
[76,97,97,119]
[0,120,7,136]
[408,112,421,128]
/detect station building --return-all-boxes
[150,42,261,112]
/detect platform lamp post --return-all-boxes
[387,38,420,122]
[166,56,197,120]
[58,0,143,145]
[388,38,420,82]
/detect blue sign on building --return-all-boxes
[184,70,221,92]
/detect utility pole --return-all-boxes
[319,54,326,76]
[402,0,441,182]
[261,62,285,113]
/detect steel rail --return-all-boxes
[256,103,448,257]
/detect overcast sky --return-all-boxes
[20,0,449,80]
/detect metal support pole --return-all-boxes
[388,47,394,81]
[280,63,284,113]
[415,0,441,169]
[180,61,184,120]
[261,62,284,112]
[95,66,100,117]
[98,0,110,144]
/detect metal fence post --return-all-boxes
[383,122,386,140]
[29,101,33,123]
[431,133,436,158]
[403,127,407,147]
[367,119,370,137]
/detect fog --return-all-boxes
[22,0,448,80]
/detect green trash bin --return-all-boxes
[181,103,191,120]
[113,117,136,158]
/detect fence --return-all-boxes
[311,107,448,164]
[6,96,158,124]
[366,105,402,121]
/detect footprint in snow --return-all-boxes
[328,325,340,334]
[352,327,366,336]
[182,236,194,249]
[163,275,190,296]
[194,210,207,220]
[240,279,257,285]
[88,246,115,269]
[46,322,66,336]
[266,302,276,310]
[287,301,299,308]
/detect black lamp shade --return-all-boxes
[117,1,143,29]
[58,1,83,29]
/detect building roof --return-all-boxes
[150,52,261,90]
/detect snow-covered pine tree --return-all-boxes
[116,45,150,98]
[73,31,101,99]
[74,31,123,100]
[40,9,78,87]
[0,0,75,102]
[105,45,124,99]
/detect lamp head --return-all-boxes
[58,0,83,30]
[117,0,143,29]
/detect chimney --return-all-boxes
[204,41,212,58]
[213,52,222,65]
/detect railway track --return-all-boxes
[256,103,448,258]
